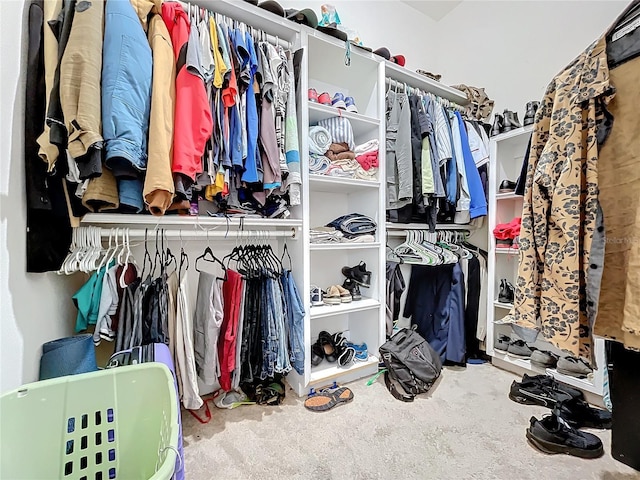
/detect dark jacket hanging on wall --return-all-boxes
[25,0,71,272]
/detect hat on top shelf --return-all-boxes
[258,0,285,17]
[286,8,319,28]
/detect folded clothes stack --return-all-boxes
[311,213,377,244]
[307,119,378,181]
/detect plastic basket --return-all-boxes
[0,363,179,480]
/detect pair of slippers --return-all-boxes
[304,386,354,412]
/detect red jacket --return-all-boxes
[162,2,212,180]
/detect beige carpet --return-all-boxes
[182,364,640,480]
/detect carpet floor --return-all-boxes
[182,363,640,480]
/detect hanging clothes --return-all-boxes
[386,261,406,338]
[219,269,243,392]
[193,270,224,385]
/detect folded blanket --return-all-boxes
[355,166,378,181]
[309,153,331,174]
[356,151,379,170]
[309,126,332,154]
[354,139,379,156]
[326,150,356,161]
[327,167,355,178]
[330,158,360,171]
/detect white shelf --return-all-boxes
[309,175,379,193]
[492,125,534,143]
[81,214,302,229]
[384,61,469,104]
[308,102,380,138]
[386,222,475,231]
[310,355,379,383]
[310,242,380,251]
[495,248,519,255]
[494,301,513,310]
[496,192,522,200]
[310,298,380,319]
[491,351,599,395]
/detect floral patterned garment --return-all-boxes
[513,36,614,363]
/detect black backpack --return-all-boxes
[379,327,442,402]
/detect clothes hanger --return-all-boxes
[195,231,228,280]
[281,242,292,271]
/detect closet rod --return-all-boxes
[386,230,469,238]
[385,77,466,112]
[98,228,298,240]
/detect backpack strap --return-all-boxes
[384,371,415,402]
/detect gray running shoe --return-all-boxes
[508,339,533,359]
[556,357,593,378]
[530,350,559,368]
[495,334,510,353]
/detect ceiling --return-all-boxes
[401,1,463,21]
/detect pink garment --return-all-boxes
[218,269,243,392]
[356,151,379,171]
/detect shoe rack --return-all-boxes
[487,126,606,400]
[284,29,388,396]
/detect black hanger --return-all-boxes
[141,229,153,279]
[281,243,292,271]
[195,245,228,281]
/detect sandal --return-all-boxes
[303,386,354,412]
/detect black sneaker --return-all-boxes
[555,398,612,430]
[342,278,362,301]
[526,414,604,458]
[341,261,371,288]
[509,374,583,408]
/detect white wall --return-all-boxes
[279,0,438,71]
[432,0,628,118]
[0,0,80,393]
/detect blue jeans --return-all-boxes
[326,213,377,236]
[283,270,305,375]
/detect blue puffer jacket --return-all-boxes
[102,0,152,178]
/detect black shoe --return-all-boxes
[491,114,504,136]
[342,278,362,301]
[317,331,337,363]
[341,261,371,288]
[498,279,514,304]
[509,374,583,408]
[332,332,355,366]
[523,101,540,126]
[503,109,522,132]
[526,414,604,458]
[555,398,612,430]
[311,341,324,366]
[499,179,517,193]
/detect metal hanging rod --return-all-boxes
[386,229,470,238]
[97,227,298,240]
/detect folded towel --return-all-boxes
[328,142,350,154]
[355,166,378,181]
[327,166,355,178]
[330,158,360,171]
[309,153,331,174]
[356,151,379,170]
[326,150,356,161]
[309,126,332,154]
[354,139,379,156]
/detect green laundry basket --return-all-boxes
[0,363,179,480]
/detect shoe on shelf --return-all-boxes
[322,286,342,305]
[318,91,331,105]
[318,331,337,363]
[494,334,510,353]
[310,284,323,306]
[342,278,362,301]
[491,114,504,136]
[502,109,522,132]
[308,88,319,103]
[526,413,604,459]
[507,339,533,359]
[331,92,347,110]
[555,398,612,430]
[498,279,515,304]
[347,342,368,361]
[334,284,352,303]
[556,356,593,379]
[509,374,583,407]
[311,340,324,366]
[530,350,559,369]
[523,100,540,126]
[345,96,358,113]
[332,332,355,366]
[341,261,372,288]
[499,180,517,193]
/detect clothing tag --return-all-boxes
[612,17,640,42]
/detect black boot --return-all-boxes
[503,110,522,132]
[491,114,504,136]
[524,101,540,126]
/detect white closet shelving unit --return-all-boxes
[285,28,387,396]
[487,126,605,399]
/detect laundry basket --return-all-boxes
[0,363,179,480]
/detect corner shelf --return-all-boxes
[310,298,380,319]
[494,301,513,310]
[495,248,519,255]
[309,175,380,193]
[310,355,379,384]
[496,192,522,200]
[492,125,534,143]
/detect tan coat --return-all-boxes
[132,0,175,216]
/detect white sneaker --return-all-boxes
[310,285,323,306]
